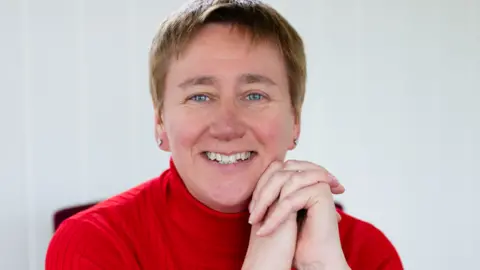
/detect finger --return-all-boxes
[249,161,283,212]
[284,160,344,193]
[250,169,343,225]
[249,170,295,224]
[284,160,337,182]
[331,185,346,195]
[279,170,341,200]
[256,184,330,236]
[283,159,321,170]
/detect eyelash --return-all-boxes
[186,91,267,103]
[245,92,265,101]
[188,94,211,102]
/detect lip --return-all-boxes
[200,151,258,172]
[202,150,256,155]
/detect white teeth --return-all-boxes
[205,151,253,164]
[207,152,215,160]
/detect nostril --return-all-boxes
[208,122,247,141]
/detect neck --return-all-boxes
[163,159,251,263]
[183,182,250,213]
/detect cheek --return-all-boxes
[164,108,206,151]
[253,111,294,148]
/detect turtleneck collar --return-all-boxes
[162,158,251,264]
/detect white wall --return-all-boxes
[1,0,478,269]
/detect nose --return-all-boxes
[208,101,246,142]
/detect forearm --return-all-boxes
[242,219,297,270]
[241,241,294,270]
[295,261,350,270]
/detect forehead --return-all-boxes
[184,23,278,55]
[167,24,286,79]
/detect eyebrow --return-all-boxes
[239,73,276,86]
[178,76,216,89]
[177,73,276,89]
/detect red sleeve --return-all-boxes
[377,255,403,270]
[366,227,402,270]
[45,218,140,270]
[347,223,403,270]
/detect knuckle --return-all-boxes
[312,170,329,183]
[280,197,295,212]
[282,179,294,192]
[280,182,295,199]
[270,171,288,185]
[281,170,300,187]
[284,159,299,168]
[258,172,290,199]
[315,180,330,189]
[314,183,334,197]
[286,172,302,186]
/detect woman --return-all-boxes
[46,0,403,269]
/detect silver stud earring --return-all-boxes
[157,138,163,147]
[294,138,298,145]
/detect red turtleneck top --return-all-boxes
[45,160,403,269]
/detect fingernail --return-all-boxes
[330,175,340,186]
[331,179,340,188]
[248,209,256,224]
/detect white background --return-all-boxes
[1,0,479,269]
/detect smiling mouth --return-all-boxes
[203,151,257,164]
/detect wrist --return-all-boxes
[295,257,350,270]
[295,242,348,270]
[296,261,350,270]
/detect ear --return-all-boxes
[154,113,171,152]
[288,114,301,150]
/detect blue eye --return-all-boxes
[189,94,210,102]
[246,93,264,101]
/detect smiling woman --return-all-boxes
[45,1,403,270]
[159,22,297,214]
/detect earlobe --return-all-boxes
[288,138,298,150]
[289,118,301,150]
[155,127,171,152]
[154,114,171,152]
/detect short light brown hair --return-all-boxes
[149,0,306,122]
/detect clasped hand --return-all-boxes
[242,160,350,270]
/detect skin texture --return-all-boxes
[156,24,299,213]
[155,23,349,269]
[248,160,349,269]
